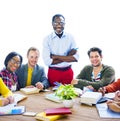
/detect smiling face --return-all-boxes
[7,56,21,72]
[27,50,39,68]
[52,16,65,34]
[89,51,102,67]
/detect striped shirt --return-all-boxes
[91,71,101,82]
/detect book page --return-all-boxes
[104,92,115,99]
[13,93,27,103]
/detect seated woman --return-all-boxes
[0,52,22,91]
[0,78,14,106]
[98,78,120,94]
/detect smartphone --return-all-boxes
[23,112,37,117]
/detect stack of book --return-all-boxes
[35,107,72,121]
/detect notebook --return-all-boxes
[45,107,72,116]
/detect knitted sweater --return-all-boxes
[74,64,115,90]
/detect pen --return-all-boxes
[74,48,79,50]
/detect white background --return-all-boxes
[0,0,120,78]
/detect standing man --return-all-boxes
[72,47,115,91]
[42,14,79,86]
[16,47,49,90]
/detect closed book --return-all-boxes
[35,112,65,121]
[20,87,41,94]
[80,92,102,104]
[45,107,72,116]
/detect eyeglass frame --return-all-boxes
[53,21,65,26]
[10,58,21,66]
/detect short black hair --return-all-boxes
[52,14,65,23]
[87,47,102,57]
[4,52,23,67]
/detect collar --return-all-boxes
[51,32,66,39]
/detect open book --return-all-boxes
[80,92,102,105]
[13,93,27,104]
[20,87,41,94]
[97,92,115,104]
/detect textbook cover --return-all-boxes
[45,107,72,116]
[35,112,66,121]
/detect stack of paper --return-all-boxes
[80,92,102,105]
[20,87,41,94]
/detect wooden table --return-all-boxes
[0,90,119,121]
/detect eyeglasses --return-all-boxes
[10,59,21,66]
[53,22,65,26]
